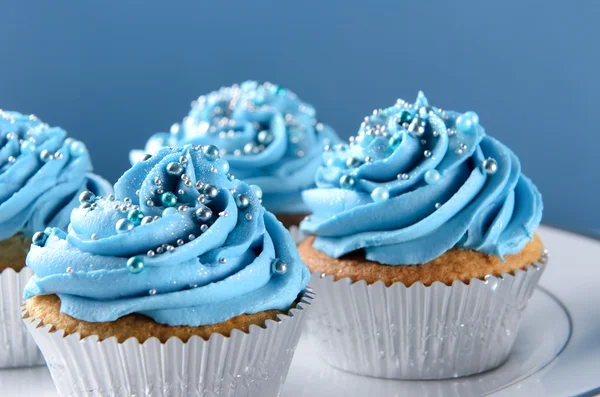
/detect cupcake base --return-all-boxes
[299,234,544,286]
[0,234,31,272]
[26,294,288,343]
[299,236,547,379]
[24,290,313,397]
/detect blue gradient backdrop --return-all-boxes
[0,1,597,236]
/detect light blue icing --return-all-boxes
[300,92,543,265]
[0,111,111,240]
[25,145,310,326]
[130,81,340,214]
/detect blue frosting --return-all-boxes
[0,111,111,241]
[130,81,340,214]
[300,92,543,265]
[25,145,310,326]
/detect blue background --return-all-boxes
[0,1,597,236]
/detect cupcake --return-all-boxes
[23,144,312,396]
[299,92,545,379]
[0,110,110,368]
[130,81,339,231]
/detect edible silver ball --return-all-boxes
[166,162,183,175]
[194,206,213,222]
[235,194,250,210]
[482,158,498,174]
[115,219,134,233]
[204,185,218,199]
[79,191,96,204]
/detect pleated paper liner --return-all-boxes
[306,255,547,380]
[24,289,313,397]
[0,266,44,368]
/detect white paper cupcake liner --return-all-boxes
[0,266,44,368]
[306,254,547,380]
[24,289,313,397]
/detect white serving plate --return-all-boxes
[0,226,598,397]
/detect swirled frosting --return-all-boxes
[130,81,339,214]
[25,144,309,326]
[301,92,543,265]
[0,111,111,241]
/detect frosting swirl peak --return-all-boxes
[301,92,543,265]
[130,81,339,214]
[0,110,110,240]
[25,144,309,326]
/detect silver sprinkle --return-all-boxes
[66,267,74,274]
[40,149,54,162]
[424,150,432,158]
[177,239,185,246]
[540,249,549,265]
[149,289,157,295]
[245,213,253,220]
[91,233,98,240]
[147,250,155,257]
[219,257,227,264]
[188,234,196,241]
[483,158,498,174]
